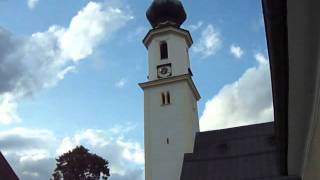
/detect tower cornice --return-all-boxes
[143,26,193,49]
[139,74,201,101]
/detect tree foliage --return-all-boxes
[52,145,110,180]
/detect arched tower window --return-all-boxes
[161,92,171,105]
[161,93,166,105]
[160,41,168,60]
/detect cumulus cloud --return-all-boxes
[0,127,57,180]
[1,125,143,180]
[200,53,274,131]
[230,44,244,59]
[27,0,39,9]
[0,1,132,125]
[192,24,222,58]
[59,3,133,60]
[7,155,55,180]
[0,127,56,151]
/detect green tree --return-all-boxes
[52,145,110,180]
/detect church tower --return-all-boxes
[139,0,201,180]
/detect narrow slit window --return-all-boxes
[166,92,171,104]
[161,93,166,105]
[160,42,168,59]
[166,138,169,144]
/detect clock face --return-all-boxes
[157,64,172,78]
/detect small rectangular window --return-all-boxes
[160,42,168,59]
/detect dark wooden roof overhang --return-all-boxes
[262,0,289,174]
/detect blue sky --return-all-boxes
[0,0,273,179]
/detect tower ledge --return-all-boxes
[143,25,193,48]
[139,74,201,101]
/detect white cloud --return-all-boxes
[0,94,20,124]
[187,21,203,31]
[55,129,111,155]
[115,78,127,88]
[5,155,55,180]
[0,127,57,180]
[57,66,76,80]
[200,53,274,131]
[22,171,40,178]
[0,1,132,125]
[27,0,39,9]
[117,138,144,165]
[110,123,136,134]
[0,127,56,151]
[18,149,50,162]
[1,125,143,180]
[255,52,268,64]
[192,24,222,58]
[230,44,244,59]
[59,2,133,61]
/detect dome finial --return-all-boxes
[146,0,187,28]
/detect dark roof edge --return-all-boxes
[262,0,289,174]
[200,122,274,134]
[0,152,19,179]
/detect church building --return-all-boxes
[140,0,320,180]
[139,0,200,179]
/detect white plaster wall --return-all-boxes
[147,33,190,81]
[144,80,199,180]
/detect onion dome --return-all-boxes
[146,0,187,28]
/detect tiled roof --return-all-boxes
[180,123,300,180]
